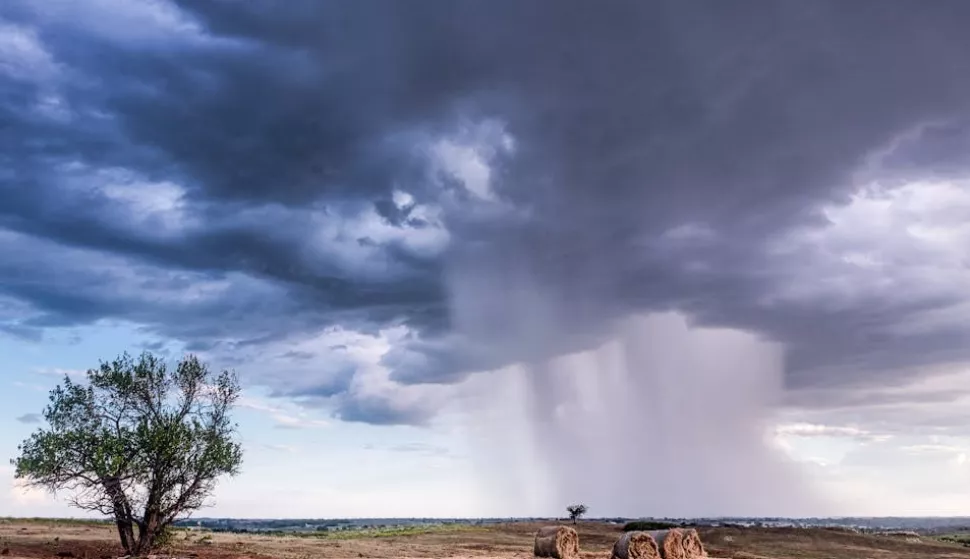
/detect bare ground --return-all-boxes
[2,519,970,559]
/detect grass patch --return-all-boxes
[253,524,482,540]
[937,534,970,547]
[0,517,109,527]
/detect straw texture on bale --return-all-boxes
[611,531,662,559]
[681,528,707,557]
[534,526,580,559]
[649,529,688,559]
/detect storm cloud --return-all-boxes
[4,0,970,440]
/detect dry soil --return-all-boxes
[2,519,969,559]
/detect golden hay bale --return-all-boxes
[534,525,580,559]
[612,531,662,559]
[681,528,707,557]
[649,529,688,559]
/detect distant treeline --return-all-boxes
[171,517,497,534]
[622,521,685,531]
[169,516,970,536]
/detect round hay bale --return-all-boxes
[534,525,580,559]
[681,528,706,557]
[648,529,688,559]
[612,531,662,559]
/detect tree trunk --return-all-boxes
[113,517,135,555]
[133,509,161,556]
[103,477,135,555]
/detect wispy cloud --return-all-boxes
[12,381,47,392]
[261,443,299,453]
[278,350,315,361]
[272,415,329,430]
[238,396,329,430]
[363,442,453,458]
[775,422,891,443]
[387,442,450,456]
[15,413,41,424]
[33,367,86,379]
[901,443,966,454]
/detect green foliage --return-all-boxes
[939,534,970,547]
[197,534,213,545]
[622,521,679,532]
[11,352,243,555]
[152,525,175,548]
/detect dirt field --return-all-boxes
[2,519,970,559]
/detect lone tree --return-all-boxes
[12,352,243,556]
[566,504,588,524]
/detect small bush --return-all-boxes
[153,526,175,548]
[940,535,970,547]
[197,534,213,545]
[622,521,679,532]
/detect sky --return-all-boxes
[6,0,970,519]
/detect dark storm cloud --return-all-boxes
[279,350,316,362]
[5,0,970,424]
[333,393,435,427]
[269,365,356,400]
